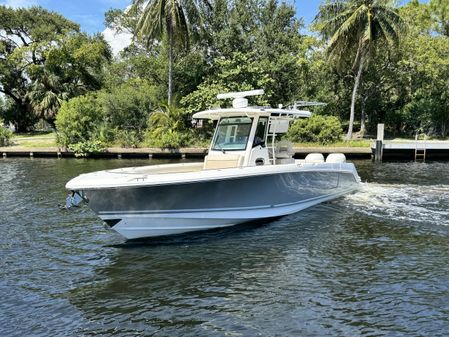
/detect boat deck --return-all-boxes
[110,162,204,175]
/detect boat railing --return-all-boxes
[267,117,277,164]
[266,116,296,165]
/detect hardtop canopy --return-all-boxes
[192,107,312,120]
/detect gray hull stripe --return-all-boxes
[98,187,358,216]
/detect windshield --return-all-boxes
[212,117,253,151]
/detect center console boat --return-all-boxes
[66,90,361,239]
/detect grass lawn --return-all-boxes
[11,131,57,148]
[12,133,444,150]
[8,133,374,149]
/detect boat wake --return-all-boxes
[342,183,449,226]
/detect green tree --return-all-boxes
[0,6,111,130]
[400,0,433,35]
[315,0,405,139]
[367,1,449,137]
[29,33,111,126]
[180,52,273,113]
[399,33,449,137]
[131,0,211,105]
[100,79,160,146]
[55,94,105,147]
[181,0,310,112]
[0,6,76,130]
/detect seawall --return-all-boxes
[0,146,372,159]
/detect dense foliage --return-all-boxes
[55,94,106,147]
[55,79,159,148]
[287,115,343,144]
[0,118,13,146]
[2,1,449,151]
[68,140,107,157]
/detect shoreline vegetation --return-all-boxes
[0,132,449,153]
[0,131,371,156]
[8,132,372,149]
[8,132,449,148]
[1,1,449,156]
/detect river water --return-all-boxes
[1,158,449,336]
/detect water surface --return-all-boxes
[1,158,449,336]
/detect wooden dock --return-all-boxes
[4,142,448,161]
[371,141,449,161]
[0,146,208,159]
[0,146,372,159]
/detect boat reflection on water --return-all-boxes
[66,90,361,239]
[66,193,448,336]
[66,208,341,335]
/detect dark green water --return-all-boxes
[1,158,449,336]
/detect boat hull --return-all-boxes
[78,166,360,239]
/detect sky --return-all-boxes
[0,0,426,54]
[0,0,326,34]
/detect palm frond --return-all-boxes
[134,0,165,45]
[362,7,374,45]
[375,4,407,36]
[375,15,400,47]
[134,0,210,49]
[321,11,354,38]
[315,0,350,22]
[316,0,405,62]
[172,0,189,48]
[327,4,367,56]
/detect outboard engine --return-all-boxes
[326,153,347,163]
[305,153,325,163]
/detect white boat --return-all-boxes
[66,90,361,239]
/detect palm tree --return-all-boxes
[147,104,190,148]
[27,73,70,126]
[316,0,405,139]
[132,0,211,105]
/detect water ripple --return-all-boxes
[1,158,449,336]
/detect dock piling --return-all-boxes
[375,141,383,161]
[375,124,384,162]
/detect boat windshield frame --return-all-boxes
[211,116,254,151]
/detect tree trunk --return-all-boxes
[360,96,367,137]
[1,88,36,131]
[15,103,35,132]
[347,52,365,140]
[167,23,173,106]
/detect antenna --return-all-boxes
[217,89,264,100]
[290,101,327,109]
[217,89,264,108]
